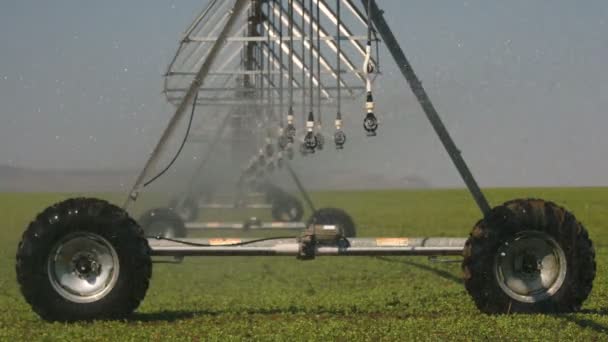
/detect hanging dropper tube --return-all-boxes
[362,0,378,136]
[285,0,296,145]
[314,0,324,150]
[276,0,286,146]
[303,0,318,153]
[334,0,346,149]
[265,0,277,168]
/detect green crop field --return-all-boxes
[1,188,608,340]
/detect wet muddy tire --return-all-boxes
[16,198,151,322]
[463,198,595,314]
[307,208,356,237]
[139,208,187,238]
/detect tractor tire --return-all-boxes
[307,208,356,237]
[139,208,187,238]
[271,194,304,222]
[16,198,151,322]
[463,198,595,314]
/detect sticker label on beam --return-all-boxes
[376,238,409,247]
[208,238,242,246]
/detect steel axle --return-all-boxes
[148,237,466,257]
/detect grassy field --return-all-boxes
[1,188,608,340]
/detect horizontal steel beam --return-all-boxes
[188,35,371,42]
[164,85,365,93]
[166,98,351,106]
[148,237,467,256]
[167,70,353,76]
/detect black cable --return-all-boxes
[143,91,199,188]
[147,235,299,247]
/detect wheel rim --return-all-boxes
[494,231,567,303]
[47,232,120,303]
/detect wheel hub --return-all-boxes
[520,253,542,275]
[72,253,102,279]
[494,231,567,303]
[47,232,120,303]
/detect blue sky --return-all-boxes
[1,0,607,187]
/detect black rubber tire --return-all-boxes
[462,198,596,314]
[16,198,152,322]
[271,194,304,222]
[307,208,356,237]
[139,208,187,238]
[168,196,199,222]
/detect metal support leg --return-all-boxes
[363,0,491,216]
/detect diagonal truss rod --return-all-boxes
[253,48,335,107]
[180,9,238,74]
[164,0,227,78]
[165,0,373,105]
[261,21,331,98]
[267,1,352,95]
[315,0,377,71]
[260,41,303,95]
[182,0,225,39]
[286,0,365,83]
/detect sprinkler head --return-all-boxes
[285,124,296,143]
[304,131,318,153]
[334,130,346,149]
[299,141,309,156]
[363,92,378,136]
[363,112,378,136]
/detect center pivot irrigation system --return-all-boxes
[142,0,380,235]
[16,0,596,322]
